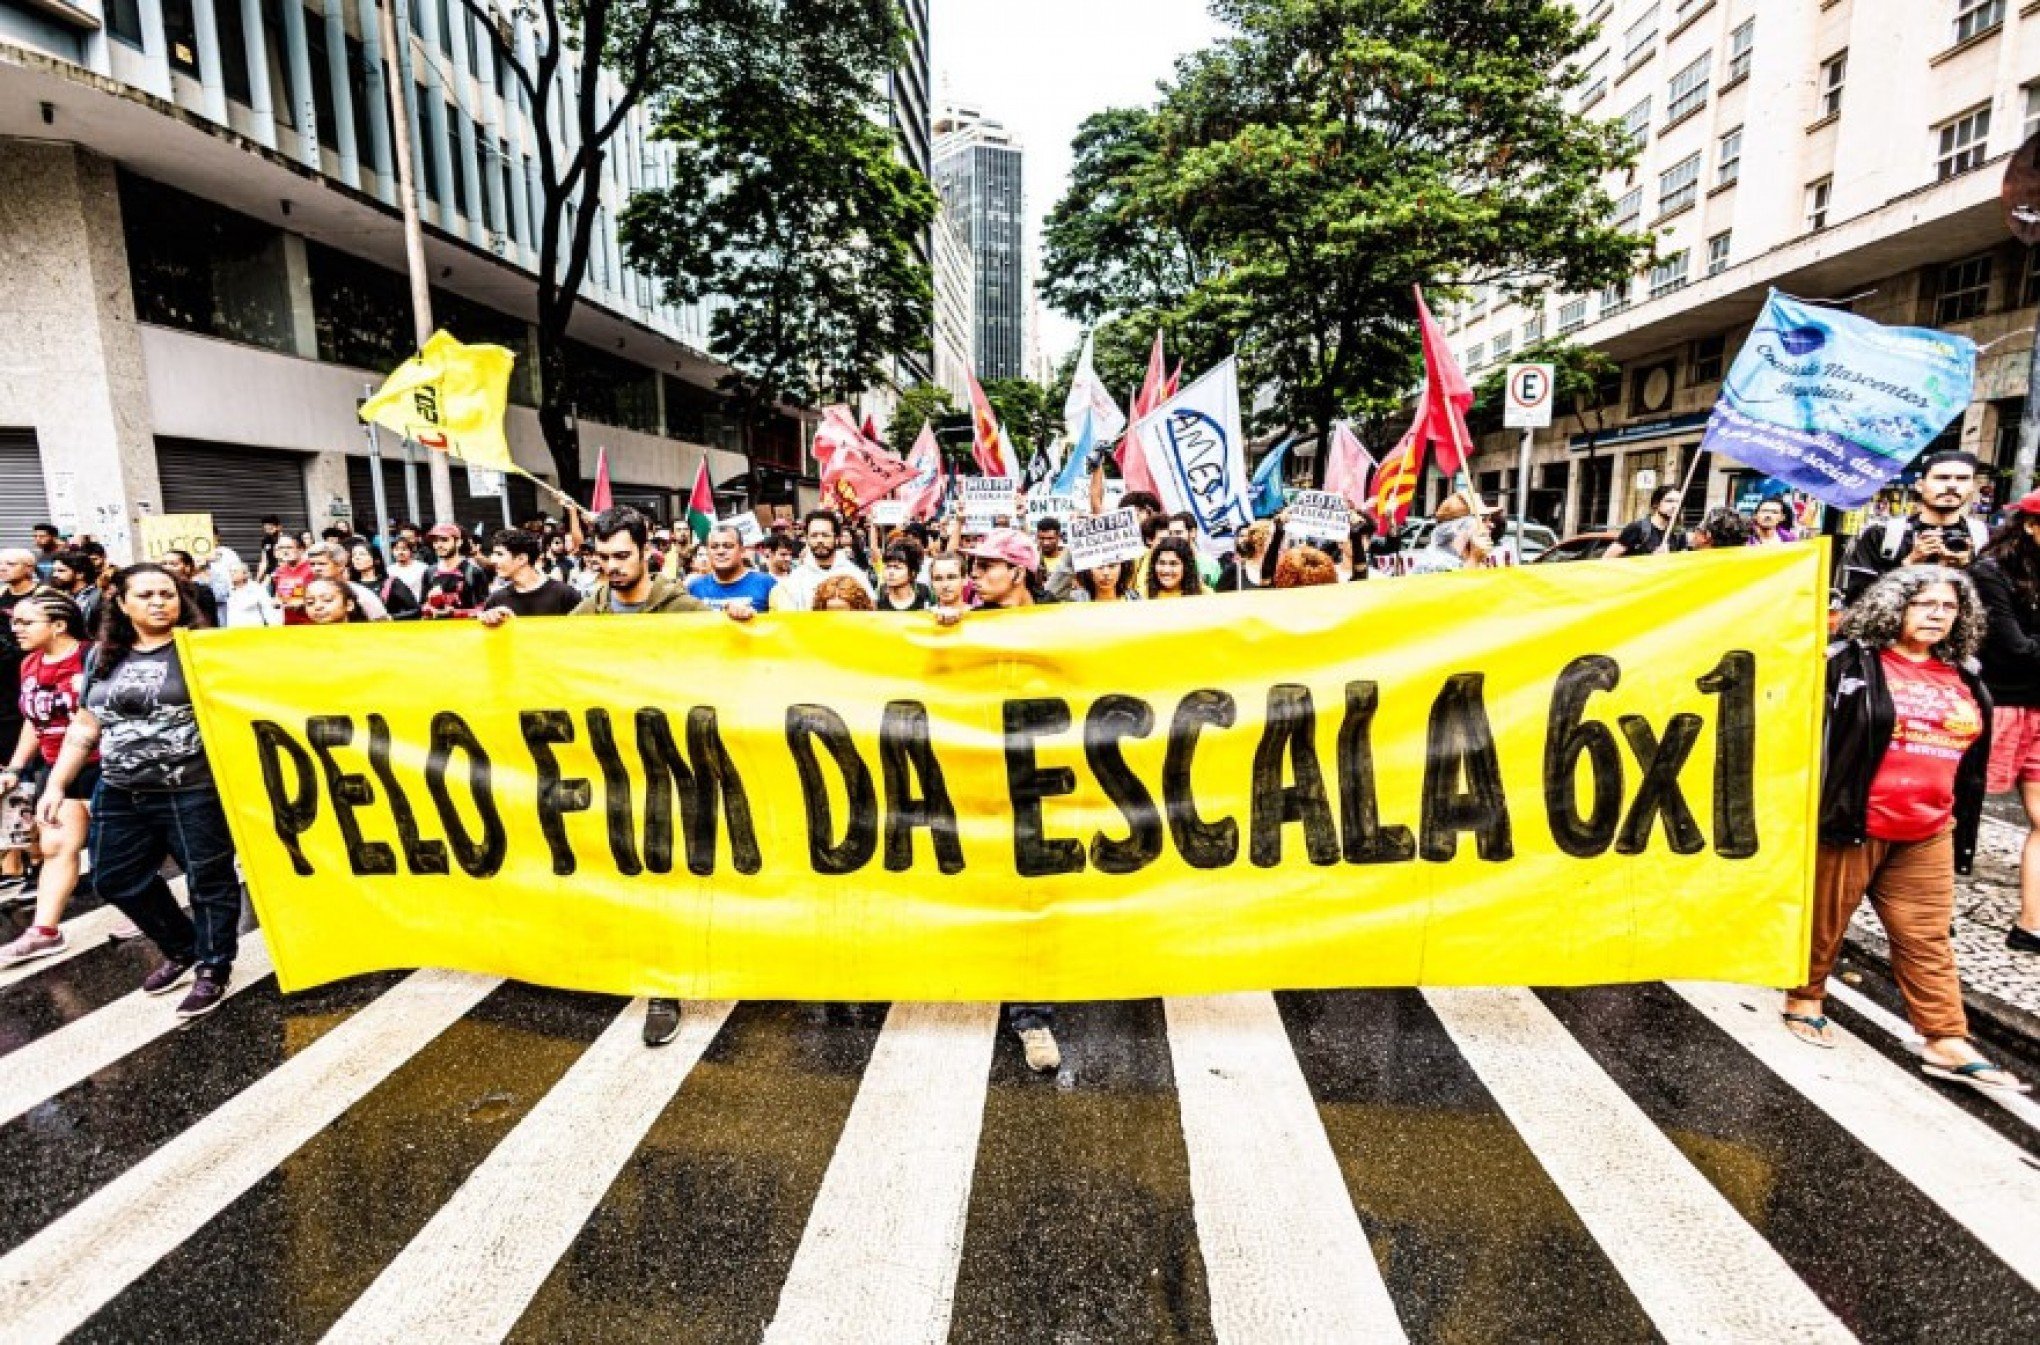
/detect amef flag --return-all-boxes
[1323,421,1379,508]
[1410,285,1476,476]
[1368,434,1422,528]
[900,421,947,521]
[1132,355,1254,549]
[815,405,919,516]
[1063,332,1127,444]
[685,459,715,543]
[965,373,1022,479]
[590,447,613,512]
[358,330,518,474]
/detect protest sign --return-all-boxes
[720,513,764,546]
[137,513,216,565]
[1065,509,1145,571]
[961,476,1016,528]
[1286,491,1351,545]
[1028,493,1080,522]
[868,501,906,528]
[186,544,1823,1003]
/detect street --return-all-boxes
[1,889,2035,1344]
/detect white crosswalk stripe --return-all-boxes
[0,903,140,992]
[1424,987,1859,1345]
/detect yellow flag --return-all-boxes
[357,330,518,474]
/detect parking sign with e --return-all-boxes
[1505,363,1555,429]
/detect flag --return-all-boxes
[965,373,1021,479]
[685,459,715,543]
[861,411,883,444]
[1322,421,1378,509]
[1114,331,1170,496]
[1411,285,1476,476]
[1164,359,1183,400]
[1053,412,1097,497]
[1131,356,1253,549]
[590,447,613,513]
[1368,433,1422,529]
[1250,435,1294,518]
[814,405,920,515]
[1063,332,1127,444]
[900,421,946,521]
[1022,441,1057,495]
[358,330,518,473]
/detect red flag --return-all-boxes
[1163,359,1183,400]
[684,458,715,543]
[861,411,882,443]
[815,406,918,516]
[1413,285,1475,476]
[1114,331,1170,495]
[900,421,946,521]
[1323,421,1378,508]
[1367,432,1422,529]
[590,446,613,512]
[965,373,1020,478]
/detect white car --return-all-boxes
[1398,517,1558,563]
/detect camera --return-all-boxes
[1936,525,1972,555]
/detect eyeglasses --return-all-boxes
[1907,599,1962,613]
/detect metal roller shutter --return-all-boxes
[610,483,671,524]
[155,439,311,560]
[346,456,543,538]
[0,432,52,551]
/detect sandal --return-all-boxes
[1921,1059,2032,1095]
[1781,1011,1836,1049]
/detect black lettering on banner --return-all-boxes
[1085,694,1163,874]
[879,701,965,875]
[1420,673,1514,861]
[1164,690,1240,869]
[307,715,397,876]
[1250,685,1341,868]
[585,709,644,876]
[1543,656,1625,858]
[366,714,450,875]
[785,705,878,874]
[1335,682,1416,865]
[1697,651,1760,858]
[1615,714,1706,855]
[638,708,762,877]
[424,712,507,877]
[520,710,593,876]
[252,720,319,877]
[1003,698,1085,877]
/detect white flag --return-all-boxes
[1132,355,1253,552]
[1064,332,1128,445]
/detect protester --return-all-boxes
[225,563,283,627]
[1840,450,1987,603]
[388,535,430,601]
[38,564,242,1019]
[30,524,61,582]
[771,512,875,611]
[1160,513,1222,587]
[1969,495,2040,955]
[350,539,420,620]
[1748,498,1798,546]
[267,533,315,624]
[1786,566,2026,1093]
[160,551,220,625]
[541,533,579,586]
[1690,509,1751,550]
[1220,521,1273,591]
[418,522,489,619]
[1073,558,1137,603]
[1273,545,1340,587]
[301,576,366,625]
[1603,485,1687,558]
[306,543,389,621]
[1409,490,1502,575]
[0,550,39,897]
[0,593,94,963]
[928,552,968,610]
[48,549,102,630]
[1145,537,1204,599]
[478,529,581,624]
[874,540,935,611]
[1035,518,1077,600]
[201,532,242,618]
[762,534,797,579]
[814,575,876,611]
[686,525,779,612]
[255,514,285,581]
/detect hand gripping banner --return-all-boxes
[182,544,1827,1001]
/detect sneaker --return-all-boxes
[643,998,682,1047]
[175,967,229,1019]
[0,926,66,965]
[106,918,145,942]
[2009,924,2040,954]
[140,957,195,996]
[1019,1026,1061,1074]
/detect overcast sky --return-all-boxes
[929,0,1226,367]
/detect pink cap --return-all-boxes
[962,528,1041,574]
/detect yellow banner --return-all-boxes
[182,543,1826,1001]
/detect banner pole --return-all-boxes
[1659,446,1708,553]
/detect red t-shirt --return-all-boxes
[1865,651,1982,842]
[270,561,315,626]
[18,645,95,765]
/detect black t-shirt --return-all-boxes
[83,643,212,791]
[1615,516,1687,556]
[0,587,30,718]
[484,578,582,617]
[877,584,938,612]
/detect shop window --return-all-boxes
[120,171,297,355]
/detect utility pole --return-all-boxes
[377,0,456,526]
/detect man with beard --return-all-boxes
[1841,450,1990,603]
[770,512,874,611]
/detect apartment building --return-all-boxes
[1445,0,2040,536]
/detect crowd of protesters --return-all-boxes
[0,449,2029,1094]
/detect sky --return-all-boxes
[929,0,1226,368]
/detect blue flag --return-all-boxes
[1699,291,1976,508]
[1251,436,1294,518]
[1052,412,1095,497]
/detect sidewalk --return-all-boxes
[1846,813,2040,1052]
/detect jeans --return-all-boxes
[90,783,242,971]
[1005,1004,1057,1033]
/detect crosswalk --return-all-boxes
[1,900,2037,1345]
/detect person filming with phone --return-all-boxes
[1840,450,1990,606]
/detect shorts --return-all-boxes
[1986,704,2040,794]
[25,761,101,804]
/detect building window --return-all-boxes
[1819,52,1846,120]
[1936,105,1992,180]
[1936,255,1994,324]
[1523,314,1545,345]
[2025,246,2040,308]
[1493,331,1514,360]
[1691,333,1727,384]
[1615,186,1643,230]
[2026,85,2040,145]
[106,0,143,45]
[1621,98,1653,150]
[1727,18,1754,83]
[1658,153,1701,215]
[1466,342,1485,370]
[1717,127,1742,187]
[1578,50,1609,110]
[1601,279,1631,317]
[1706,231,1732,276]
[1666,53,1710,123]
[119,171,297,356]
[1649,251,1690,298]
[160,0,199,74]
[1956,0,2005,45]
[1624,4,1659,67]
[1559,298,1589,334]
[1806,177,1832,231]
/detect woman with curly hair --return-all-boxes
[1785,566,2026,1094]
[1272,545,1339,588]
[1144,537,1203,599]
[812,574,875,611]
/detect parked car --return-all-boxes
[1531,531,1621,564]
[1398,517,1559,563]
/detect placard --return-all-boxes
[137,513,217,565]
[466,464,504,498]
[1066,508,1145,571]
[1286,490,1351,545]
[720,512,764,546]
[869,501,907,528]
[961,476,1016,528]
[1028,492,1079,522]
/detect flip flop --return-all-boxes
[1781,1011,1836,1049]
[1921,1060,2033,1095]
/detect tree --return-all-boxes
[621,0,935,458]
[886,384,960,457]
[1469,340,1622,445]
[980,378,1059,461]
[1042,0,1650,468]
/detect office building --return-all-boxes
[934,101,1025,381]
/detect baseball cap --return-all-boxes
[2010,489,2040,516]
[425,522,464,540]
[1432,488,1504,523]
[962,528,1041,574]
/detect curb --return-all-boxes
[1842,924,2040,1062]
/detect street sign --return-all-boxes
[1504,363,1555,429]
